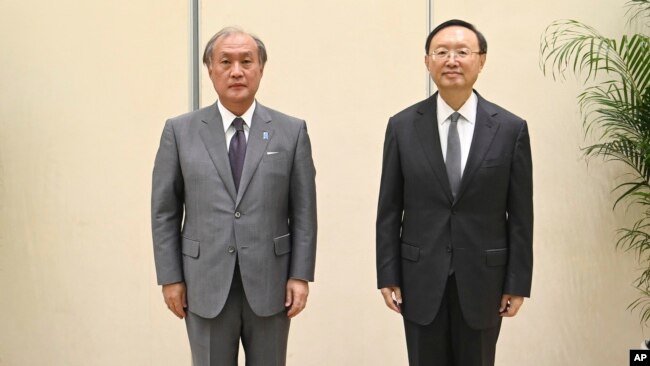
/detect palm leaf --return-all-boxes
[541,0,650,324]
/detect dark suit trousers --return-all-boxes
[403,275,502,366]
[185,263,290,366]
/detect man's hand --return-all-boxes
[380,286,402,313]
[499,294,524,317]
[162,282,187,319]
[285,279,309,319]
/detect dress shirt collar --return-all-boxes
[217,100,256,132]
[437,92,478,125]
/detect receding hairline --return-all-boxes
[213,34,258,55]
[202,27,267,67]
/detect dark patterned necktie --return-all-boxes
[229,117,247,192]
[446,112,461,199]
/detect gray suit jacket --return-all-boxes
[152,102,317,318]
[376,92,533,329]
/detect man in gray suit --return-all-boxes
[376,20,533,365]
[152,27,317,366]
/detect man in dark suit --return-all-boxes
[376,19,533,366]
[152,27,317,366]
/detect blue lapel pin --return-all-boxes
[263,131,269,140]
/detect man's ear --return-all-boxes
[479,54,487,71]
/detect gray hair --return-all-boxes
[202,27,268,68]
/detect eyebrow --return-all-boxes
[218,51,254,58]
[433,42,472,48]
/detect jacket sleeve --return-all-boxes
[504,121,534,296]
[376,119,404,289]
[151,119,185,286]
[288,121,318,281]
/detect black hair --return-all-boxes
[425,19,487,55]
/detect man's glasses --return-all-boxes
[428,48,482,60]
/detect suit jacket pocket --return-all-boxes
[401,242,420,262]
[263,151,288,161]
[274,233,292,256]
[485,248,508,266]
[263,151,291,176]
[481,155,510,168]
[182,237,200,258]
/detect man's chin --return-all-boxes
[437,82,467,91]
[440,76,464,84]
[225,92,250,102]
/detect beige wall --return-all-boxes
[0,0,641,365]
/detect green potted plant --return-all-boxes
[540,0,650,334]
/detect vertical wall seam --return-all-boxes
[427,0,433,97]
[190,0,200,111]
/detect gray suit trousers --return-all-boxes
[185,264,291,366]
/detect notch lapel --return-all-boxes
[455,98,500,202]
[235,104,273,207]
[199,103,237,202]
[413,95,454,202]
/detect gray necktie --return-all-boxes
[446,112,461,199]
[229,117,247,192]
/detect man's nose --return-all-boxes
[230,62,244,77]
[445,55,460,66]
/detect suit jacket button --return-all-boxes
[446,247,452,253]
[234,211,241,218]
[228,246,236,253]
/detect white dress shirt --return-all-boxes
[218,100,256,150]
[437,92,477,176]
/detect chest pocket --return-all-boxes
[262,151,291,172]
[481,154,510,168]
[263,151,288,161]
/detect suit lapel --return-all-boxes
[235,103,273,207]
[455,96,500,202]
[413,94,454,202]
[199,103,237,202]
